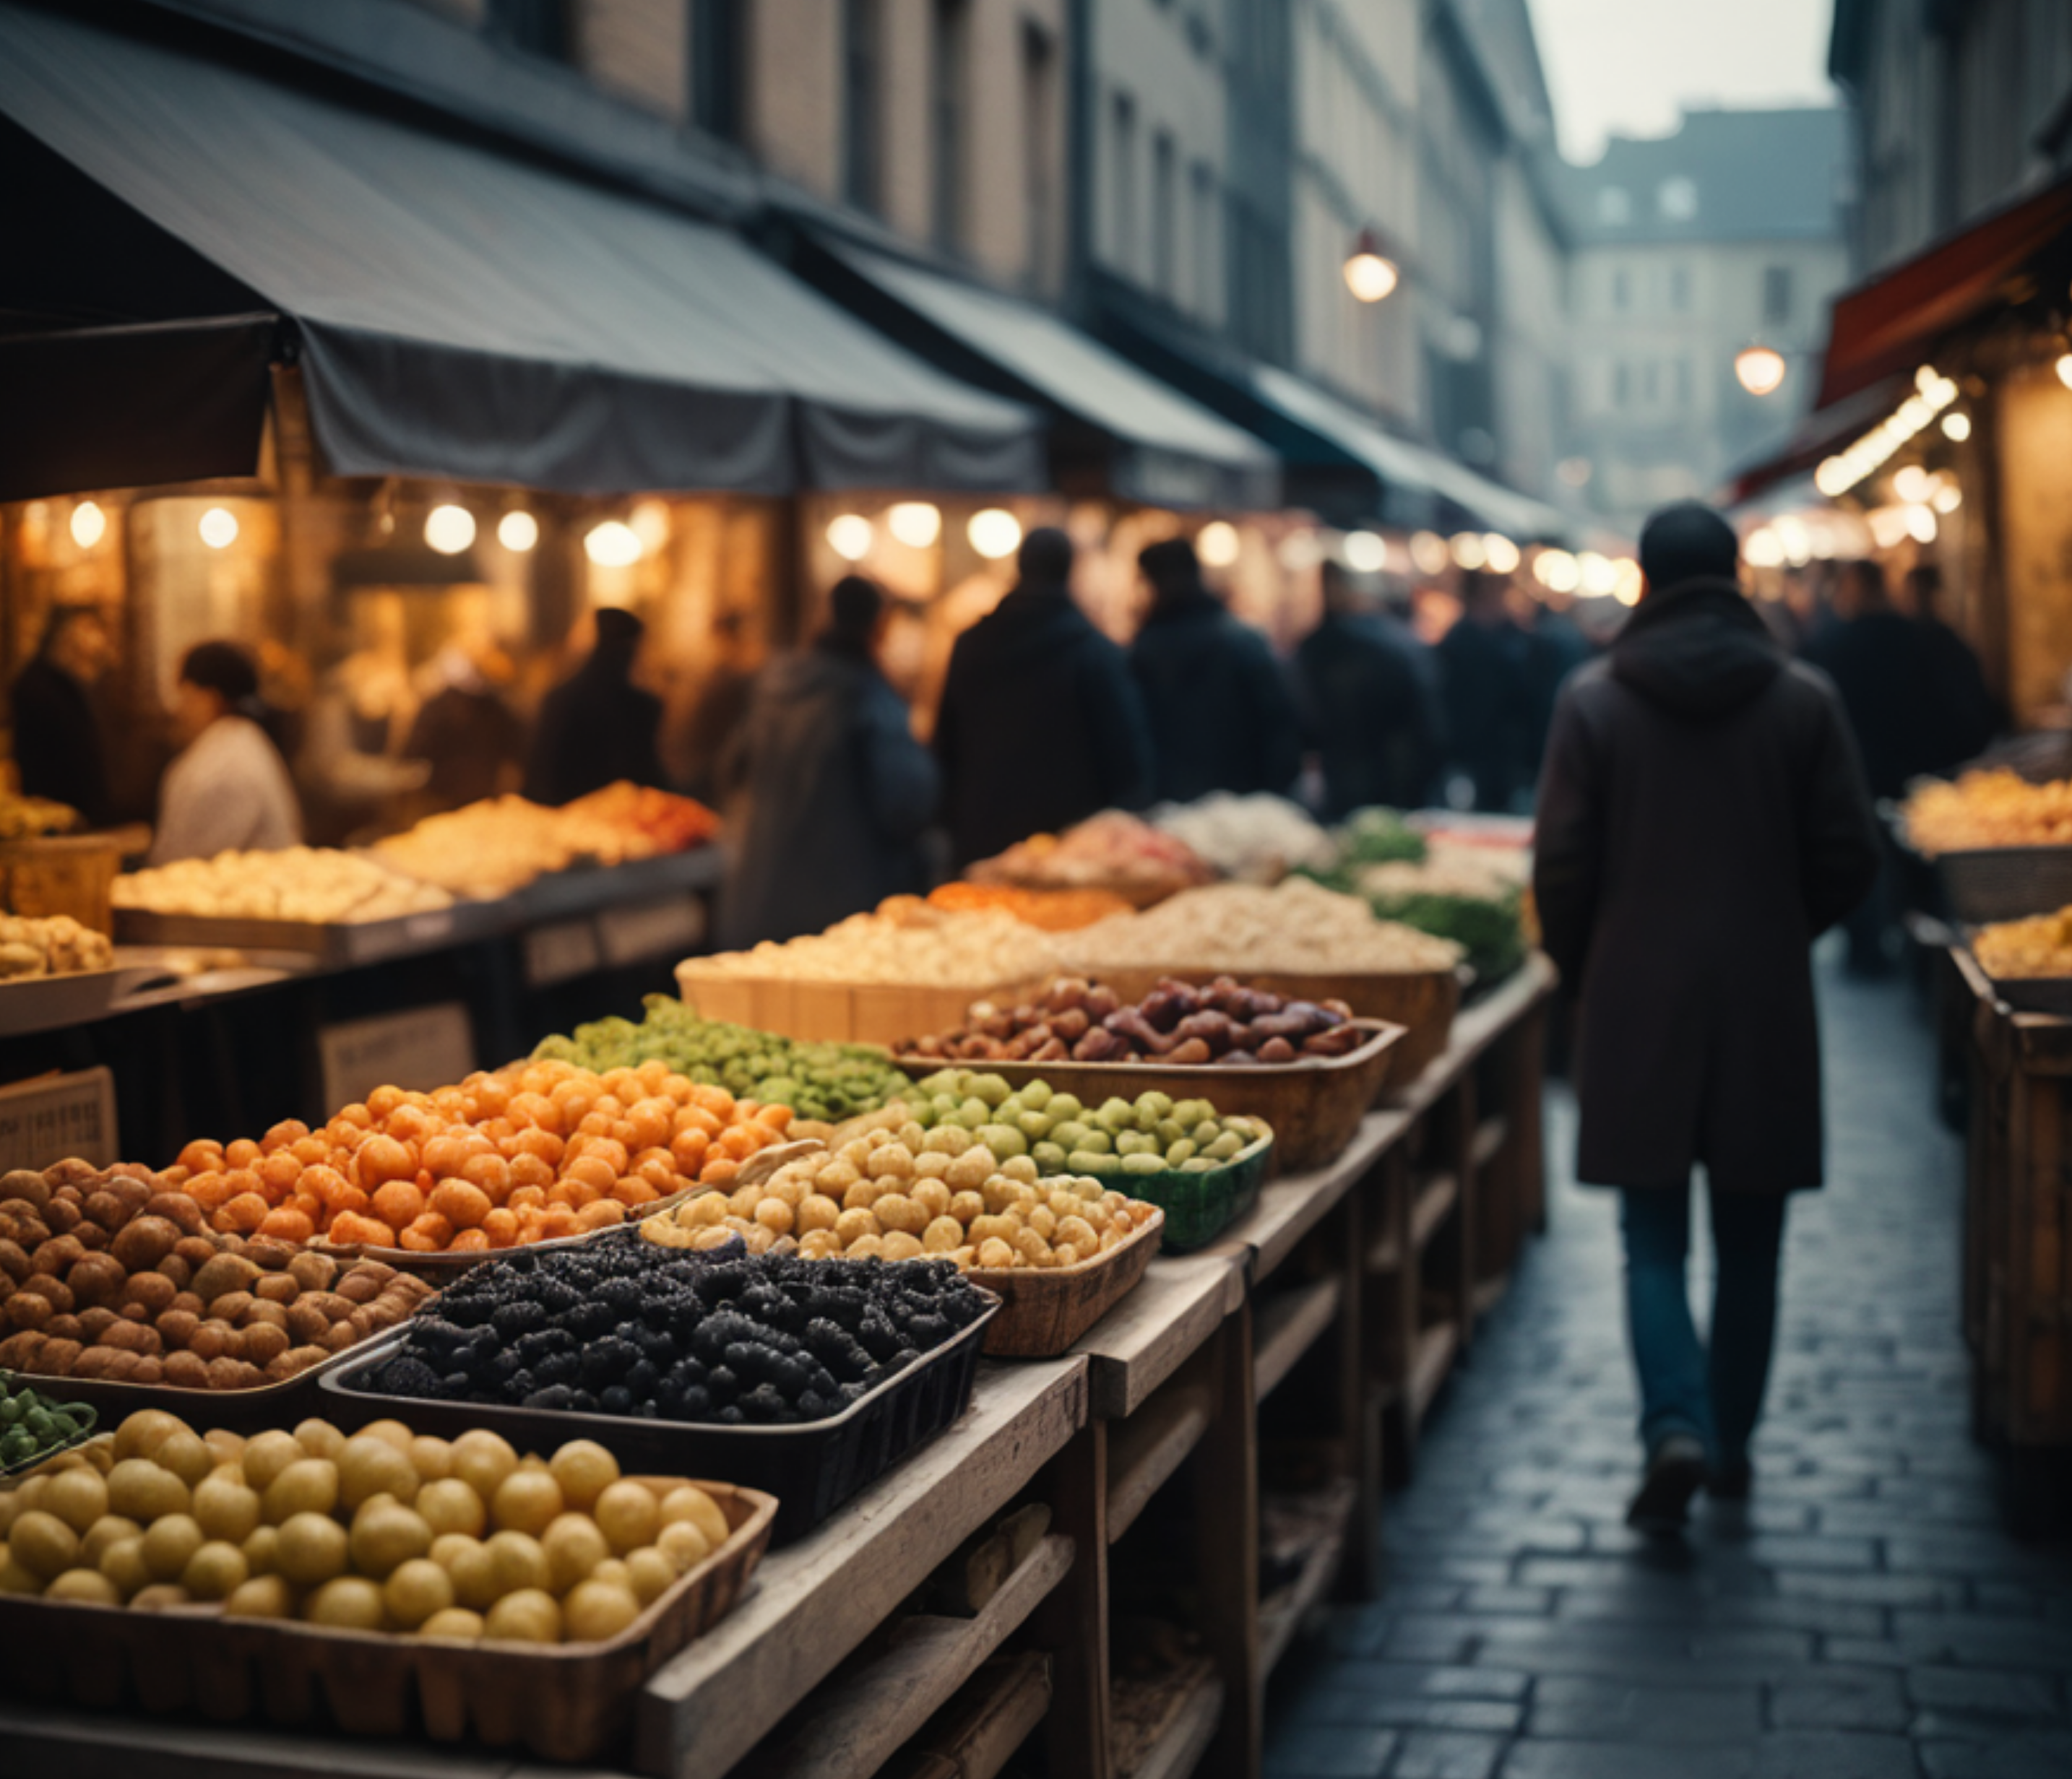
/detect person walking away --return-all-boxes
[1903,564,1999,772]
[150,641,303,864]
[10,605,115,826]
[1292,561,1444,818]
[935,527,1155,867]
[1437,569,1532,811]
[717,577,938,947]
[1127,537,1300,805]
[1807,559,1941,972]
[1534,500,1879,1529]
[1519,591,1593,787]
[522,607,665,807]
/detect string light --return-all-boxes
[584,520,642,566]
[887,502,943,547]
[967,509,1022,559]
[1342,531,1387,573]
[1482,535,1521,574]
[1815,365,1959,497]
[1343,229,1400,303]
[198,507,238,550]
[497,511,539,552]
[826,514,874,561]
[69,501,106,548]
[1449,532,1488,571]
[1197,521,1240,568]
[424,504,475,554]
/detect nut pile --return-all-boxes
[113,847,452,925]
[0,914,113,980]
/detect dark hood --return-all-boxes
[1141,587,1222,628]
[1612,576,1784,719]
[955,584,1105,669]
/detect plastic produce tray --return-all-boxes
[1935,846,2072,924]
[322,1295,998,1545]
[1110,1134,1272,1252]
[0,1478,776,1762]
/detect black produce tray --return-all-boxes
[321,1295,998,1546]
[1934,845,2072,924]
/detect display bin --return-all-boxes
[1116,1134,1274,1252]
[0,1477,776,1763]
[1936,845,2072,925]
[111,894,513,968]
[323,1295,998,1545]
[675,965,1050,1047]
[0,830,139,934]
[967,1206,1164,1357]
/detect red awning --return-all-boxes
[1816,174,2072,409]
[1719,375,1907,508]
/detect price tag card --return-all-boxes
[525,919,601,987]
[319,1004,475,1109]
[0,1068,118,1173]
[597,894,706,967]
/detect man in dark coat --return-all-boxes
[1534,500,1880,1528]
[1292,562,1444,818]
[10,605,115,825]
[1438,569,1532,811]
[522,607,665,806]
[1127,537,1300,805]
[1904,563,1999,772]
[717,577,937,947]
[935,527,1155,866]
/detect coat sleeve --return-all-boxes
[1086,642,1157,813]
[1799,689,1883,935]
[1531,685,1603,985]
[859,689,941,843]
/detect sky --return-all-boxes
[1527,0,1840,165]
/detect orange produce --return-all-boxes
[173,1060,796,1256]
[921,880,1136,932]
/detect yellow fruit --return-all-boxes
[408,1436,453,1482]
[383,1557,454,1629]
[483,1588,560,1643]
[541,1513,610,1593]
[80,1515,142,1567]
[181,1541,249,1601]
[202,1428,247,1468]
[590,1557,631,1591]
[448,1541,500,1611]
[153,1430,213,1492]
[547,1440,618,1512]
[428,1532,478,1570]
[262,1458,340,1526]
[142,1515,204,1583]
[98,1536,150,1598]
[112,1409,185,1463]
[0,1495,16,1539]
[449,1430,518,1502]
[105,1460,188,1525]
[563,1577,642,1642]
[415,1478,486,1540]
[224,1574,294,1619]
[337,1437,418,1512]
[490,1469,562,1538]
[592,1481,659,1556]
[10,1510,81,1580]
[129,1584,191,1611]
[45,1567,121,1606]
[44,1468,110,1536]
[358,1419,415,1452]
[242,1525,280,1576]
[656,1520,712,1573]
[658,1485,730,1551]
[294,1419,346,1461]
[419,1606,484,1640]
[624,1546,676,1606]
[350,1503,432,1580]
[238,1431,306,1493]
[275,1512,349,1587]
[0,1554,43,1593]
[194,1476,262,1545]
[485,1529,551,1598]
[306,1575,387,1631]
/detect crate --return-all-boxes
[0,832,130,934]
[675,966,1050,1047]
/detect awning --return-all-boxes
[1718,375,1909,508]
[803,240,1279,511]
[0,4,1042,498]
[1816,173,2072,409]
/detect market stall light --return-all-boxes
[1449,532,1488,571]
[1342,228,1399,304]
[1612,559,1644,605]
[1408,531,1449,576]
[2058,353,2072,391]
[1941,412,1972,441]
[1892,464,1932,504]
[1866,506,1910,549]
[1197,520,1240,568]
[69,501,106,548]
[424,503,475,555]
[1342,530,1387,573]
[1482,535,1521,574]
[1277,530,1322,571]
[886,501,943,548]
[1743,527,1785,568]
[967,508,1022,560]
[1579,550,1616,596]
[1933,482,1963,514]
[496,509,539,552]
[1735,345,1788,397]
[198,506,238,550]
[826,514,874,562]
[1775,516,1813,566]
[630,500,672,552]
[584,519,643,566]
[1906,504,1938,544]
[1533,548,1581,592]
[1814,363,1959,497]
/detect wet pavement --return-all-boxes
[1265,957,2072,1778]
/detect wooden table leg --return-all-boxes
[1194,1305,1259,1779]
[1031,1421,1111,1779]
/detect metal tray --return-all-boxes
[514,845,723,922]
[1935,846,2072,925]
[0,966,139,1038]
[111,896,511,969]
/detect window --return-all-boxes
[1191,162,1217,315]
[1595,186,1631,226]
[491,0,573,62]
[931,0,971,251]
[1613,360,1630,408]
[1668,264,1690,312]
[1152,131,1177,298]
[1022,24,1056,285]
[1672,358,1693,407]
[843,0,881,212]
[1110,91,1138,269]
[690,0,744,142]
[1610,267,1630,313]
[1764,265,1792,324]
[1657,176,1698,221]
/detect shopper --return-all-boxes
[1519,592,1594,786]
[934,527,1154,866]
[10,604,115,826]
[402,644,527,810]
[717,577,937,947]
[1292,562,1443,818]
[1437,569,1532,811]
[522,607,665,807]
[1904,563,1999,772]
[1533,499,1879,1529]
[150,641,303,864]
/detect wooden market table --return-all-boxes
[0,956,1559,1779]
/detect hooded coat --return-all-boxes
[935,586,1155,866]
[1292,609,1445,818]
[1130,589,1301,804]
[717,638,938,947]
[522,639,664,807]
[1533,578,1881,1193]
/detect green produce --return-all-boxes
[0,1373,92,1472]
[899,1067,1267,1177]
[1363,888,1524,986]
[534,995,911,1122]
[1327,807,1426,867]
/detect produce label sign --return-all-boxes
[319,1003,475,1109]
[0,1066,118,1172]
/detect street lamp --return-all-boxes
[1735,345,1788,397]
[1343,228,1399,305]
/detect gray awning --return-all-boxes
[816,241,1279,511]
[0,4,1041,496]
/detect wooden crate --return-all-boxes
[674,966,1048,1047]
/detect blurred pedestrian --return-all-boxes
[934,527,1154,866]
[1534,500,1879,1529]
[1292,562,1443,818]
[522,607,665,807]
[1902,564,1998,772]
[403,643,526,811]
[1128,536,1300,805]
[1437,569,1532,811]
[150,641,303,864]
[9,605,115,826]
[717,576,937,947]
[1520,589,1593,784]
[668,610,759,804]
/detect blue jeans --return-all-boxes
[1620,1182,1787,1470]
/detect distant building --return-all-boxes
[1554,108,1852,532]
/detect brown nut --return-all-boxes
[334,1271,382,1306]
[0,1170,50,1209]
[162,1350,209,1388]
[285,1251,335,1293]
[189,1253,262,1305]
[109,1216,181,1273]
[66,1254,126,1307]
[173,1235,219,1268]
[37,1337,82,1375]
[144,1193,206,1237]
[241,1322,290,1367]
[254,1273,300,1306]
[209,1291,255,1325]
[82,1190,129,1232]
[123,1272,178,1317]
[32,1234,85,1277]
[284,1301,331,1343]
[155,1310,200,1350]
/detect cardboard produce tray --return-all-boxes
[970,1204,1165,1358]
[897,1021,1404,1173]
[323,1294,998,1545]
[675,966,1050,1047]
[0,1477,776,1763]
[111,895,511,968]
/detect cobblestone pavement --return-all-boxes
[1265,959,2072,1779]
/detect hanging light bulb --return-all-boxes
[1408,531,1449,576]
[826,514,874,561]
[1449,532,1488,571]
[1482,535,1521,573]
[1342,228,1400,304]
[198,507,239,550]
[2057,352,2072,391]
[1735,345,1788,396]
[497,510,540,552]
[1196,521,1240,568]
[584,520,643,567]
[1941,412,1972,442]
[967,508,1023,560]
[1342,531,1387,573]
[424,504,476,555]
[69,501,107,548]
[887,502,943,548]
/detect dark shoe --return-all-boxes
[1708,1458,1753,1500]
[1627,1434,1707,1531]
